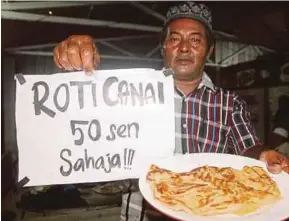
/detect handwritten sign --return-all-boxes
[15,69,175,187]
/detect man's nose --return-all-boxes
[179,40,190,53]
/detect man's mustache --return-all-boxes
[175,56,195,62]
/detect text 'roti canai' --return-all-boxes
[146,164,282,216]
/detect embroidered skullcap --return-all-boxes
[164,2,212,32]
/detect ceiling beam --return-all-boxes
[214,31,275,52]
[207,58,215,64]
[2,10,237,38]
[252,46,264,56]
[1,11,162,32]
[130,2,165,22]
[98,40,135,56]
[3,11,275,53]
[4,34,155,51]
[1,2,91,10]
[219,45,250,64]
[6,50,163,62]
[6,50,225,67]
[1,2,120,10]
[145,45,160,57]
[97,34,156,42]
[5,43,58,51]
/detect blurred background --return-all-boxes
[2,1,289,221]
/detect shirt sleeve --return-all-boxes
[229,94,262,155]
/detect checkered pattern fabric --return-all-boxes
[120,73,261,221]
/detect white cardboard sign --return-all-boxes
[15,69,175,187]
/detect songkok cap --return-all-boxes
[164,2,212,33]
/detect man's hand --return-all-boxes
[53,35,100,75]
[260,150,289,174]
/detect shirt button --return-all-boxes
[234,106,240,111]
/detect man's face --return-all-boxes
[163,18,212,81]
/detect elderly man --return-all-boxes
[53,2,289,221]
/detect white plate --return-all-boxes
[139,153,289,221]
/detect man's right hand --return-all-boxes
[53,35,100,75]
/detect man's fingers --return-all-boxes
[58,42,74,71]
[53,35,99,74]
[283,166,289,173]
[259,152,266,162]
[93,43,100,69]
[266,163,283,174]
[260,150,282,173]
[80,44,95,75]
[67,42,82,70]
[281,157,289,173]
[261,150,289,174]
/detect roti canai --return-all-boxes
[146,164,282,216]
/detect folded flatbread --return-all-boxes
[146,164,282,216]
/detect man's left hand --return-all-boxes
[260,150,289,174]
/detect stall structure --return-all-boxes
[2,2,289,221]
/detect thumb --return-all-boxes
[259,151,283,174]
[281,158,289,173]
[266,163,283,174]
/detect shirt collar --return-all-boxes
[198,72,216,92]
[162,68,216,93]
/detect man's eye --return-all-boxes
[170,37,180,42]
[191,37,201,43]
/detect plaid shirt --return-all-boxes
[120,73,261,221]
